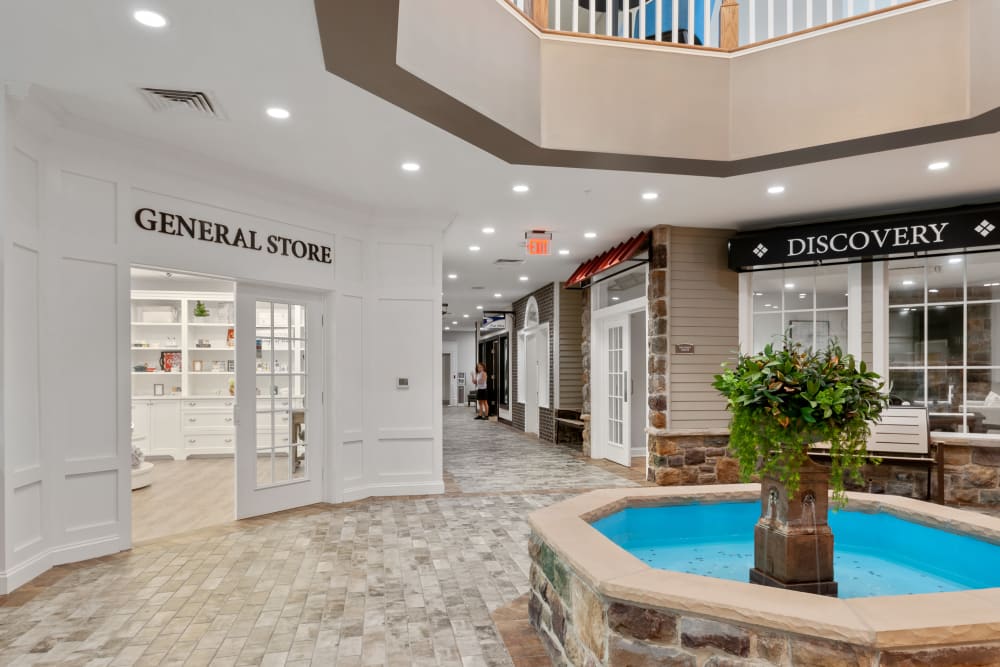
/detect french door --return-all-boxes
[604,316,631,467]
[235,285,324,519]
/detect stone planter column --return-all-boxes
[580,288,592,456]
[749,457,838,596]
[646,226,670,481]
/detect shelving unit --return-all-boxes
[131,290,236,459]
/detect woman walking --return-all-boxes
[474,362,489,420]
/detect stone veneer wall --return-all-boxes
[647,432,1000,506]
[529,530,1000,667]
[580,288,592,456]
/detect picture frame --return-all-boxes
[192,360,203,372]
[153,384,164,396]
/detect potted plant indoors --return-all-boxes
[193,300,210,317]
[713,337,890,594]
[713,336,889,503]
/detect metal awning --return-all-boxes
[565,231,649,288]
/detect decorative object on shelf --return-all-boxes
[227,327,235,347]
[153,383,164,396]
[170,386,182,395]
[165,336,178,348]
[133,341,150,348]
[134,364,147,372]
[192,360,203,372]
[195,338,211,348]
[229,378,235,396]
[227,359,235,372]
[193,300,210,317]
[159,351,182,372]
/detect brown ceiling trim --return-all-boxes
[314,0,1000,178]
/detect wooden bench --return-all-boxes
[812,406,936,500]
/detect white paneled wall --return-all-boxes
[0,89,444,592]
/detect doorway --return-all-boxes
[129,267,238,542]
[596,307,647,467]
[442,353,452,406]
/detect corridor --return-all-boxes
[0,408,644,667]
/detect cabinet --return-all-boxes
[132,399,182,458]
[131,289,236,460]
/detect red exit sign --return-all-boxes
[527,237,550,256]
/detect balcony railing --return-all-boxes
[509,0,930,50]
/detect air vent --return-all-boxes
[470,286,486,290]
[494,258,526,265]
[138,88,226,119]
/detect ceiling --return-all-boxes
[2,1,999,332]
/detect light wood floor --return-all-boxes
[131,458,235,543]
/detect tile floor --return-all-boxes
[0,408,643,666]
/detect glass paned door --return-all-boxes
[236,285,324,519]
[605,317,630,466]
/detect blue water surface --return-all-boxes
[592,501,1000,598]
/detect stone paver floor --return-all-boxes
[0,408,640,666]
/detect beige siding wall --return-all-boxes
[668,227,739,429]
[559,285,584,410]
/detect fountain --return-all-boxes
[528,485,1000,666]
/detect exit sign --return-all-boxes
[527,238,550,256]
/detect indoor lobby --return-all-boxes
[4,0,1000,666]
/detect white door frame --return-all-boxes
[592,298,647,464]
[518,321,549,436]
[235,283,326,519]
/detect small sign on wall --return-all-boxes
[674,343,695,354]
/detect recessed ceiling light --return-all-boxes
[494,293,502,298]
[611,296,620,301]
[133,9,167,27]
[447,273,457,280]
[928,161,950,171]
[558,249,570,255]
[584,232,597,239]
[512,184,530,193]
[902,280,915,286]
[928,288,939,293]
[469,245,480,252]
[463,314,469,318]
[798,293,806,298]
[482,227,495,234]
[764,303,772,307]
[444,326,451,330]
[642,192,659,201]
[519,276,529,282]
[476,305,483,310]
[752,292,763,297]
[266,107,291,120]
[784,283,795,289]
[768,185,786,195]
[401,162,421,172]
[452,321,458,325]
[948,257,963,264]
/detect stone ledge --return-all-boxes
[932,435,1000,448]
[647,427,731,437]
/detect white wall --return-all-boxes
[443,331,475,405]
[0,89,444,592]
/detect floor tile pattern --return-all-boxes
[0,408,641,666]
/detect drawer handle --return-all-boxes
[189,402,197,407]
[225,417,233,422]
[224,438,232,443]
[188,439,196,444]
[188,418,197,422]
[225,401,233,406]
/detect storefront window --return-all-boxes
[750,265,849,353]
[887,251,1000,434]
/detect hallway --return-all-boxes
[0,408,644,667]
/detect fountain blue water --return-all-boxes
[593,501,1000,598]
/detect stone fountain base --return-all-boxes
[750,457,838,597]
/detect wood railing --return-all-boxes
[508,0,928,51]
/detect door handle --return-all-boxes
[624,371,628,403]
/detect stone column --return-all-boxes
[646,226,670,481]
[580,288,591,457]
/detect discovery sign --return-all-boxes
[134,207,333,265]
[728,203,1000,271]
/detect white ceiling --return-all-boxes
[3,0,999,332]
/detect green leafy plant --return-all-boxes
[193,300,210,317]
[712,336,890,505]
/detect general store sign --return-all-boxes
[728,203,1000,271]
[134,207,333,265]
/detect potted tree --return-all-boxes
[712,337,889,595]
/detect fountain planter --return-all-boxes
[750,458,837,596]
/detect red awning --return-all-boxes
[565,231,650,287]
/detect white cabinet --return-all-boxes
[181,398,235,456]
[132,399,182,458]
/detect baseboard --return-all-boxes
[50,534,127,567]
[0,549,52,594]
[341,480,445,503]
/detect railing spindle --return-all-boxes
[847,0,855,17]
[806,0,813,29]
[672,0,679,43]
[703,0,710,46]
[688,0,695,43]
[622,0,630,38]
[589,0,596,34]
[767,0,774,39]
[748,0,756,44]
[869,0,876,11]
[640,0,647,40]
[555,0,561,30]
[656,0,663,43]
[572,0,579,32]
[606,0,613,35]
[785,0,792,35]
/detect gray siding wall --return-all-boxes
[668,227,739,430]
[558,285,584,411]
